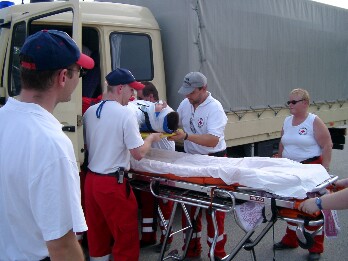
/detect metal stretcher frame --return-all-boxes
[129,171,338,261]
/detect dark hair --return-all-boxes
[141,81,159,101]
[20,54,74,92]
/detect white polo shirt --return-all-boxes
[177,93,227,155]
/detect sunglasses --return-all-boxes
[287,99,304,105]
[67,67,86,78]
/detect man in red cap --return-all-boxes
[0,30,94,260]
[83,68,162,261]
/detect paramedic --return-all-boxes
[138,82,175,253]
[299,178,348,213]
[83,68,162,261]
[0,30,94,260]
[274,88,332,261]
[169,72,228,259]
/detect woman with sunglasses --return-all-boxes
[274,88,333,261]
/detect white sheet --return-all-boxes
[130,148,330,199]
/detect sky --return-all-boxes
[6,0,348,9]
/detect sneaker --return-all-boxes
[273,242,298,250]
[155,243,171,253]
[308,253,321,261]
[139,240,156,248]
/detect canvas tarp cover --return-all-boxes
[105,0,348,111]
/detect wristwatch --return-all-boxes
[315,197,323,210]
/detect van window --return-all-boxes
[9,21,26,97]
[110,32,153,81]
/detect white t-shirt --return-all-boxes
[128,100,175,151]
[84,100,144,173]
[177,92,227,155]
[281,113,322,162]
[127,100,176,133]
[0,98,87,260]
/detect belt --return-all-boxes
[88,168,128,184]
[300,156,320,164]
[88,168,131,197]
[208,149,227,158]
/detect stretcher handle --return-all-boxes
[311,175,338,193]
[293,201,321,218]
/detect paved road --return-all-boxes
[139,135,348,261]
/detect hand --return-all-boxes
[168,129,186,141]
[334,178,348,189]
[148,132,163,142]
[154,101,167,112]
[298,198,319,215]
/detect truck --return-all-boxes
[1,0,347,166]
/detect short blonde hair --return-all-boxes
[290,88,310,102]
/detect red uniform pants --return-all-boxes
[85,171,139,261]
[281,156,324,253]
[140,191,174,244]
[182,206,227,258]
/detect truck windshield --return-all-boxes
[110,32,153,81]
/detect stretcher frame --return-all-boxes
[129,171,338,261]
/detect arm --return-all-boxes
[46,230,84,261]
[313,116,333,170]
[335,178,348,188]
[186,133,219,147]
[277,128,284,158]
[169,129,219,147]
[299,188,348,214]
[130,133,162,160]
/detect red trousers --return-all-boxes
[140,191,174,244]
[182,206,227,258]
[281,156,324,253]
[84,171,139,260]
[77,169,87,243]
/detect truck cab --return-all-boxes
[0,0,166,164]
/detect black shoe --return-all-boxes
[155,242,171,253]
[140,240,156,248]
[273,242,297,250]
[308,253,321,261]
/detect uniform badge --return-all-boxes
[298,127,307,135]
[198,118,204,128]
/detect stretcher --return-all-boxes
[129,149,338,261]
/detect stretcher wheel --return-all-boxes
[297,231,314,249]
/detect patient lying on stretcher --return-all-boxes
[127,100,179,134]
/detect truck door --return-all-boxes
[3,0,85,164]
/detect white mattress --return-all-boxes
[130,148,330,199]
